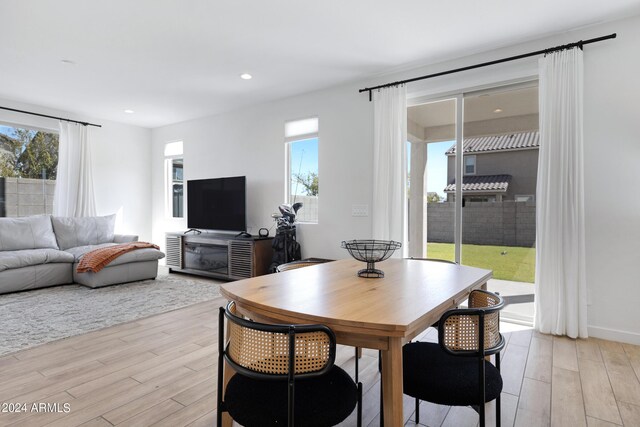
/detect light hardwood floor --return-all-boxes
[1,290,639,426]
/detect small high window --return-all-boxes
[285,118,318,223]
[164,141,183,218]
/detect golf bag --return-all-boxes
[269,203,303,272]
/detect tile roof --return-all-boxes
[444,174,511,193]
[446,130,539,155]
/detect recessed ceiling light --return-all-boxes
[493,108,503,113]
[60,59,76,65]
[240,73,253,80]
[124,109,135,114]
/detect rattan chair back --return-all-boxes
[275,260,326,272]
[222,301,336,379]
[438,289,505,357]
[408,257,457,264]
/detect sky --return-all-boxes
[408,140,453,199]
[289,137,318,196]
[0,125,16,137]
[426,140,454,198]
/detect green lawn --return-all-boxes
[426,243,535,283]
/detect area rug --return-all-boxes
[0,273,222,356]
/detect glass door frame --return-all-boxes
[406,93,464,263]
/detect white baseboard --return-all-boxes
[588,325,640,345]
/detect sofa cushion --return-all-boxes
[67,243,165,267]
[0,264,72,294]
[0,215,59,251]
[0,249,75,273]
[51,215,116,250]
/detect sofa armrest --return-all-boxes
[113,234,139,243]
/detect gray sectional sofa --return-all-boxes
[0,214,165,294]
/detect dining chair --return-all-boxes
[373,257,461,426]
[402,289,505,427]
[217,301,363,427]
[408,257,456,264]
[376,257,462,426]
[275,259,328,272]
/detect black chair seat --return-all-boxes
[403,342,503,406]
[225,365,358,427]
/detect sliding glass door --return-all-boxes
[407,82,538,324]
[461,84,538,323]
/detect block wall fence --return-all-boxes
[0,177,55,217]
[426,201,536,247]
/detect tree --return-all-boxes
[18,131,59,179]
[292,171,318,196]
[426,192,442,203]
[0,129,59,180]
[0,134,21,177]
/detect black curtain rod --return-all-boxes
[359,33,617,100]
[0,106,102,128]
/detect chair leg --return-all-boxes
[357,382,363,427]
[415,398,420,424]
[355,347,359,383]
[496,352,501,427]
[217,308,225,427]
[479,356,486,427]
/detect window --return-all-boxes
[164,141,184,218]
[285,118,318,223]
[0,124,59,217]
[464,155,476,175]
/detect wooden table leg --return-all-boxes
[381,337,404,427]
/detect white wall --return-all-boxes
[151,15,640,343]
[151,83,374,259]
[0,98,153,241]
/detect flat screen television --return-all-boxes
[187,176,246,232]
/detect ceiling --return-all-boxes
[1,1,638,128]
[408,86,539,128]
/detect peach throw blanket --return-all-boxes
[76,242,159,273]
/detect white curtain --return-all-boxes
[535,48,587,338]
[53,121,96,217]
[372,85,407,248]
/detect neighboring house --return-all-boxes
[445,130,539,202]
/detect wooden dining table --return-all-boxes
[219,257,492,427]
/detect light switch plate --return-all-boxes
[352,204,369,217]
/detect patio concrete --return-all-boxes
[487,278,534,325]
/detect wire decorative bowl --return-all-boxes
[341,239,402,278]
